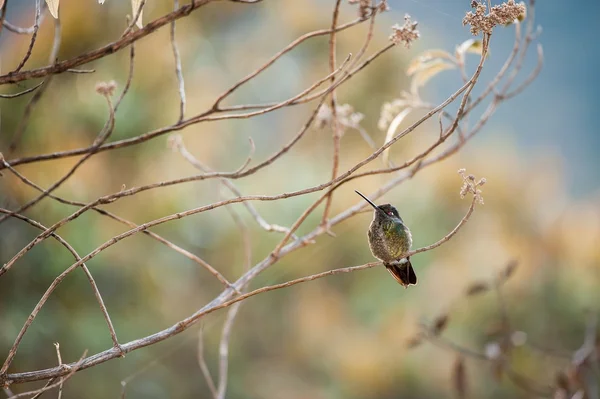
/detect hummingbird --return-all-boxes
[355,190,417,288]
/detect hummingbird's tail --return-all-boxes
[384,258,417,288]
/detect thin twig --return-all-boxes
[0,81,43,99]
[197,329,218,398]
[6,351,87,399]
[215,185,252,399]
[0,0,8,39]
[170,0,186,122]
[53,343,63,399]
[11,0,42,73]
[319,0,343,232]
[1,2,48,36]
[122,0,146,37]
[8,13,61,154]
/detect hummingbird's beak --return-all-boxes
[355,190,388,217]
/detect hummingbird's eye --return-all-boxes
[387,211,393,216]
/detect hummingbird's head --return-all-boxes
[354,190,403,222]
[378,204,401,219]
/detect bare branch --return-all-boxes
[54,343,63,399]
[197,329,218,399]
[170,0,186,122]
[8,13,61,154]
[319,0,343,232]
[11,0,42,73]
[0,81,43,99]
[6,351,87,399]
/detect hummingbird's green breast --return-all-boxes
[368,218,412,263]
[383,220,412,258]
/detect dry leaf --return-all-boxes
[45,0,59,19]
[432,314,449,336]
[410,59,455,93]
[382,107,411,166]
[406,49,454,76]
[465,281,489,296]
[456,39,483,57]
[452,356,467,399]
[131,0,144,29]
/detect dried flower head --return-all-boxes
[378,91,417,130]
[390,14,420,48]
[463,0,526,35]
[316,104,364,132]
[95,80,117,97]
[348,0,372,19]
[378,0,390,13]
[458,168,486,204]
[316,104,333,129]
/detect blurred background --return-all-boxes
[1,0,599,398]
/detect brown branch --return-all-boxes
[1,2,48,36]
[170,0,186,122]
[122,0,146,37]
[0,81,43,99]
[0,0,8,39]
[197,329,218,399]
[53,343,63,399]
[215,199,251,399]
[11,0,42,73]
[8,13,61,154]
[319,0,343,232]
[5,351,87,399]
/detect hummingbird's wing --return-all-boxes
[384,258,417,287]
